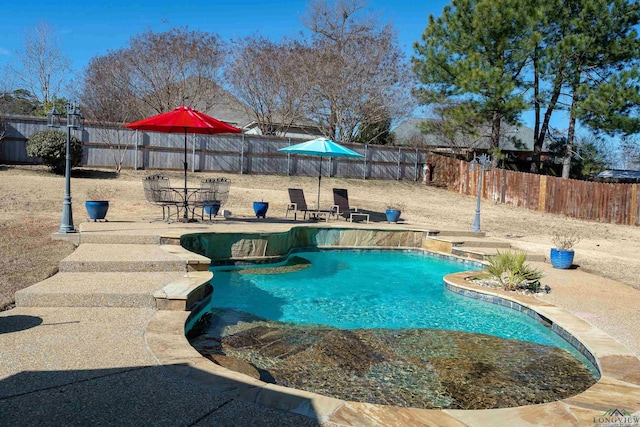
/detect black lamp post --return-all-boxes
[48,101,83,234]
[470,153,491,232]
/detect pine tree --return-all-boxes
[413,0,536,165]
[560,0,640,177]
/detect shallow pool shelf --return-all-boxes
[188,308,597,410]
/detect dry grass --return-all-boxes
[1,164,640,311]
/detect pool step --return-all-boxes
[14,272,187,308]
[153,271,214,311]
[426,234,545,263]
[430,230,486,238]
[452,246,546,262]
[79,233,161,245]
[58,244,203,273]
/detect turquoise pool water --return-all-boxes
[203,250,579,353]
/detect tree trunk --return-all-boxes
[563,90,579,179]
[532,66,564,174]
[490,111,501,168]
[531,52,540,173]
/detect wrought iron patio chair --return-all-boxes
[142,174,181,221]
[192,177,231,220]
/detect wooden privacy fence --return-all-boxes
[0,115,427,181]
[3,115,638,226]
[428,153,640,226]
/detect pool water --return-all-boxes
[204,250,578,353]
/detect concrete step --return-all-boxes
[15,272,187,308]
[456,240,512,249]
[432,230,486,238]
[444,236,512,249]
[452,246,546,263]
[426,236,509,254]
[79,233,161,245]
[58,244,188,272]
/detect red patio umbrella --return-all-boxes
[124,106,242,220]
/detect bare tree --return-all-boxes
[82,27,227,121]
[300,0,414,142]
[4,21,73,111]
[619,135,640,170]
[226,36,310,136]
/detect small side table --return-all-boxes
[349,212,370,223]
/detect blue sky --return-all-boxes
[0,0,450,72]
[1,0,578,137]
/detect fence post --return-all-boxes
[287,138,291,175]
[363,144,368,180]
[538,175,548,212]
[240,133,245,175]
[501,169,507,203]
[631,184,638,225]
[134,130,138,170]
[191,133,196,173]
[397,147,401,180]
[414,148,419,181]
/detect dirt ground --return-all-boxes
[1,164,639,309]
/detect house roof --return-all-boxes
[188,83,254,128]
[594,169,640,183]
[393,118,552,152]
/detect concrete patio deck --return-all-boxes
[1,218,639,426]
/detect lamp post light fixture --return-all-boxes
[470,153,491,233]
[48,101,83,234]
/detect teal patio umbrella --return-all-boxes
[278,138,364,211]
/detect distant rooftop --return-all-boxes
[594,169,640,183]
[393,118,552,152]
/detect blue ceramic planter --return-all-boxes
[253,201,269,218]
[386,209,401,223]
[204,202,221,218]
[85,200,109,222]
[550,248,574,269]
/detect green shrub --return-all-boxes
[26,130,83,175]
[485,250,544,291]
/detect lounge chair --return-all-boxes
[285,188,313,220]
[332,188,369,223]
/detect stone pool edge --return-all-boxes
[146,231,640,426]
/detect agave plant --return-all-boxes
[485,250,544,291]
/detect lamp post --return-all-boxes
[470,153,491,232]
[48,101,83,234]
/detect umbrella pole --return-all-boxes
[317,158,322,213]
[183,130,188,220]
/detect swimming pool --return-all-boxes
[200,250,574,350]
[188,249,598,409]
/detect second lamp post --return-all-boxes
[470,153,491,233]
